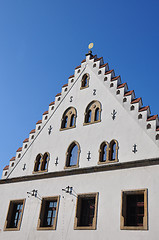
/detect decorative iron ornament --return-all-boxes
[111,109,117,120]
[55,157,58,166]
[22,164,26,171]
[132,144,137,153]
[87,151,91,161]
[48,125,52,135]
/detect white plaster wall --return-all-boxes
[7,59,159,178]
[0,165,159,240]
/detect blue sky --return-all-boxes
[0,0,159,176]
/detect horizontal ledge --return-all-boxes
[2,157,159,184]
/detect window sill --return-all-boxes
[60,126,76,131]
[98,159,118,164]
[83,120,101,126]
[32,170,48,174]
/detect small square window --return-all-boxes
[120,189,148,230]
[37,196,60,230]
[74,193,98,230]
[4,199,25,231]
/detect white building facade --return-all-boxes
[1,51,159,239]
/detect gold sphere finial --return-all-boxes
[88,43,94,50]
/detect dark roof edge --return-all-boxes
[1,157,159,184]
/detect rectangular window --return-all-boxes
[74,193,98,230]
[37,196,59,230]
[120,189,148,230]
[4,199,25,231]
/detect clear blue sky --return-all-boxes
[1,0,159,176]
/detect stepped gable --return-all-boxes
[3,51,159,178]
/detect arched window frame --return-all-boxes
[61,107,77,130]
[34,154,43,172]
[98,141,109,164]
[84,101,102,125]
[41,152,50,172]
[80,73,90,89]
[109,139,118,162]
[65,141,80,169]
[33,153,50,173]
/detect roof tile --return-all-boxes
[23,138,29,143]
[55,93,61,97]
[36,120,42,125]
[62,84,68,88]
[10,157,15,161]
[30,129,35,134]
[117,83,127,89]
[16,147,22,152]
[3,165,9,170]
[99,63,108,68]
[68,74,74,79]
[111,76,120,81]
[75,65,81,69]
[131,98,141,104]
[105,69,114,75]
[81,59,86,63]
[124,90,134,96]
[139,106,149,112]
[147,115,158,121]
[49,101,55,106]
[94,57,103,62]
[43,111,48,115]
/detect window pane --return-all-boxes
[79,197,95,227]
[87,110,91,123]
[69,144,78,166]
[64,116,68,128]
[102,144,107,161]
[95,108,99,121]
[70,114,75,127]
[126,194,144,227]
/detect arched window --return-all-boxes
[81,73,89,89]
[41,152,49,171]
[84,101,101,125]
[147,123,151,129]
[61,107,77,130]
[65,141,80,168]
[99,142,109,163]
[34,154,42,172]
[109,140,118,161]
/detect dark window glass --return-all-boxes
[41,153,49,171]
[9,202,23,228]
[87,110,92,123]
[82,75,88,87]
[102,144,107,161]
[43,200,57,227]
[70,114,75,127]
[63,116,68,128]
[69,144,78,166]
[110,142,116,160]
[34,155,42,172]
[95,108,99,121]
[126,194,144,227]
[78,197,95,227]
